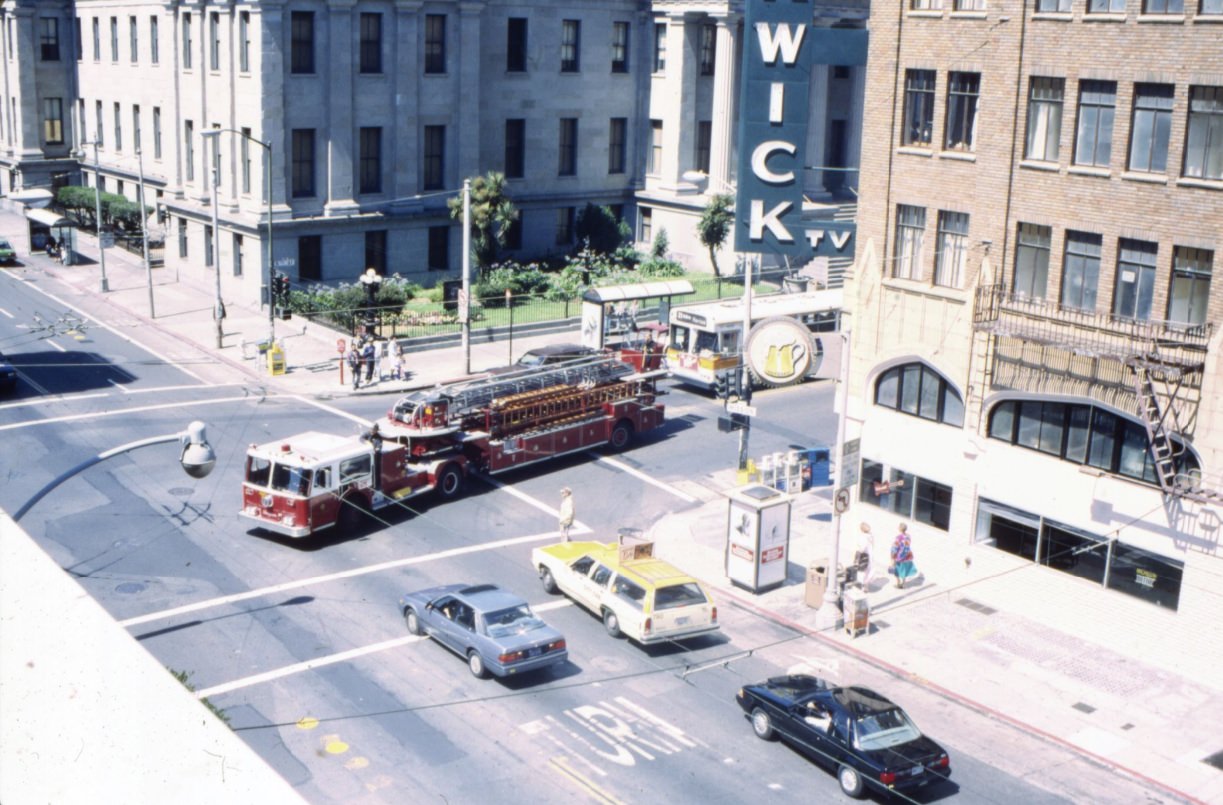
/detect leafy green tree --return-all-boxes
[448,171,518,275]
[696,194,734,277]
[56,186,98,227]
[650,228,669,260]
[575,204,628,255]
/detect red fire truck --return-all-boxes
[240,356,665,538]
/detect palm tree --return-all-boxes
[448,171,518,275]
[697,194,734,277]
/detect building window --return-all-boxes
[291,128,315,197]
[238,12,249,72]
[1061,231,1102,311]
[653,23,666,74]
[558,118,578,176]
[934,210,969,288]
[1013,223,1051,299]
[1025,77,1063,161]
[1074,80,1116,167]
[1167,247,1213,326]
[129,16,138,63]
[858,460,952,532]
[96,101,104,148]
[1088,0,1126,11]
[1113,239,1158,321]
[505,119,525,179]
[423,125,445,190]
[895,204,926,280]
[424,14,445,74]
[182,13,193,69]
[902,69,936,147]
[298,235,322,281]
[911,0,943,8]
[233,233,243,277]
[428,226,449,270]
[241,127,252,193]
[1202,0,1223,14]
[699,24,716,76]
[75,17,82,61]
[608,118,627,174]
[556,207,575,245]
[506,17,527,73]
[1128,84,1174,173]
[988,400,1198,487]
[359,13,382,74]
[561,20,580,73]
[503,217,523,251]
[359,126,382,194]
[92,17,100,60]
[184,120,194,180]
[696,121,712,174]
[874,362,965,427]
[110,17,118,61]
[955,0,986,8]
[640,207,653,244]
[153,107,162,159]
[291,12,314,73]
[40,17,60,61]
[1184,86,1223,180]
[43,98,64,145]
[1143,0,1184,10]
[649,119,663,174]
[178,217,188,258]
[365,230,387,275]
[611,21,629,73]
[132,105,141,152]
[944,72,980,151]
[209,12,220,70]
[205,224,214,267]
[150,16,159,64]
[113,102,122,151]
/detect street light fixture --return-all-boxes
[199,129,225,349]
[135,148,154,318]
[12,421,216,522]
[80,140,109,293]
[200,128,275,354]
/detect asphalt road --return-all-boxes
[0,270,1174,804]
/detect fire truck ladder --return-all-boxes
[436,357,635,421]
[481,381,648,439]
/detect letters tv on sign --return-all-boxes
[735,1,867,259]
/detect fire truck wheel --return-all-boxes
[539,567,558,594]
[436,464,464,499]
[609,420,634,451]
[404,608,423,636]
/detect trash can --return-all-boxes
[805,559,830,607]
[267,345,286,376]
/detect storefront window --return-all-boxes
[914,478,952,530]
[860,459,950,531]
[1106,543,1182,611]
[1040,524,1107,585]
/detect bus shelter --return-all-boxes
[25,208,76,264]
[580,279,695,350]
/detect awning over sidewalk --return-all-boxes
[25,208,73,228]
[582,280,695,304]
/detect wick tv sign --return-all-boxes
[734,1,867,259]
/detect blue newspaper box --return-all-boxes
[805,447,831,489]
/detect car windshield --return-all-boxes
[516,353,549,368]
[853,708,922,751]
[483,604,546,638]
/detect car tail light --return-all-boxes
[711,605,718,623]
[879,771,896,785]
[935,754,949,768]
[547,639,566,652]
[643,617,652,635]
[499,650,526,663]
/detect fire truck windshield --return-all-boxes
[270,463,313,496]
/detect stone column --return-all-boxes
[708,12,739,193]
[456,2,483,182]
[391,1,420,201]
[659,12,697,190]
[11,7,43,160]
[258,0,289,217]
[324,0,358,215]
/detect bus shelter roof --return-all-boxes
[25,208,74,228]
[582,280,695,304]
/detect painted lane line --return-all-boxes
[593,454,698,504]
[0,394,258,432]
[194,599,573,699]
[125,382,249,395]
[483,476,593,536]
[0,392,112,410]
[119,531,563,628]
[107,378,132,394]
[0,306,13,318]
[46,339,67,353]
[290,394,374,428]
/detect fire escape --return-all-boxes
[972,284,1218,503]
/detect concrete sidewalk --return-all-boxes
[4,206,1222,804]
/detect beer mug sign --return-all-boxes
[745,317,820,387]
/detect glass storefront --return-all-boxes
[975,498,1183,610]
[859,458,952,531]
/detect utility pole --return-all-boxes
[88,141,109,292]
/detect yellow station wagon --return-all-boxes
[531,538,719,644]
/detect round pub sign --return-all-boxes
[745,316,819,387]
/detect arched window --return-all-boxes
[874,363,965,427]
[987,399,1200,487]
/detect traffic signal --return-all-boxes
[714,373,730,400]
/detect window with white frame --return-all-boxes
[1061,231,1102,311]
[1201,0,1223,13]
[934,210,969,287]
[153,106,162,159]
[902,69,936,147]
[1025,77,1063,161]
[609,118,627,175]
[43,98,64,144]
[39,18,60,61]
[1128,84,1174,173]
[699,24,716,76]
[1013,223,1051,299]
[1087,0,1126,11]
[184,119,193,180]
[110,16,118,61]
[150,16,159,64]
[92,17,100,60]
[895,204,926,280]
[696,121,711,175]
[611,21,629,73]
[1036,0,1072,9]
[955,0,986,10]
[96,100,104,147]
[113,102,122,151]
[241,127,251,193]
[1074,80,1116,167]
[1167,247,1212,326]
[558,118,577,176]
[132,105,140,152]
[874,362,965,427]
[291,128,315,197]
[423,124,444,189]
[209,12,220,70]
[424,14,445,74]
[911,0,943,9]
[239,12,250,72]
[129,16,138,63]
[1143,0,1183,10]
[181,13,191,69]
[1183,86,1222,180]
[944,72,980,151]
[359,126,382,194]
[360,13,381,74]
[291,12,314,73]
[649,119,663,174]
[653,23,666,74]
[1113,239,1158,320]
[561,20,580,73]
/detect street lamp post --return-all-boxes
[204,133,224,349]
[461,178,472,374]
[83,140,109,292]
[135,148,154,318]
[12,421,216,522]
[815,330,852,632]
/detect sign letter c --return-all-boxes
[751,141,797,184]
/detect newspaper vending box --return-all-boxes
[724,484,792,594]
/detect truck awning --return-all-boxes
[582,280,695,304]
[25,208,73,228]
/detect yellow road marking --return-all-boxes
[550,756,622,805]
[296,716,319,730]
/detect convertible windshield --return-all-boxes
[853,708,922,751]
[484,605,545,638]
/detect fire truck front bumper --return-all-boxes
[239,509,315,538]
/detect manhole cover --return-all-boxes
[115,582,146,594]
[1071,701,1096,714]
[168,488,194,497]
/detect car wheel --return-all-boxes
[435,464,464,500]
[540,566,558,594]
[608,420,634,451]
[468,651,488,679]
[838,764,865,799]
[404,608,422,636]
[603,609,622,638]
[750,707,775,740]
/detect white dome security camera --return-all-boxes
[179,420,216,479]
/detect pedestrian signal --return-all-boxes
[715,373,730,399]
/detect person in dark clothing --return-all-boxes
[362,339,377,383]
